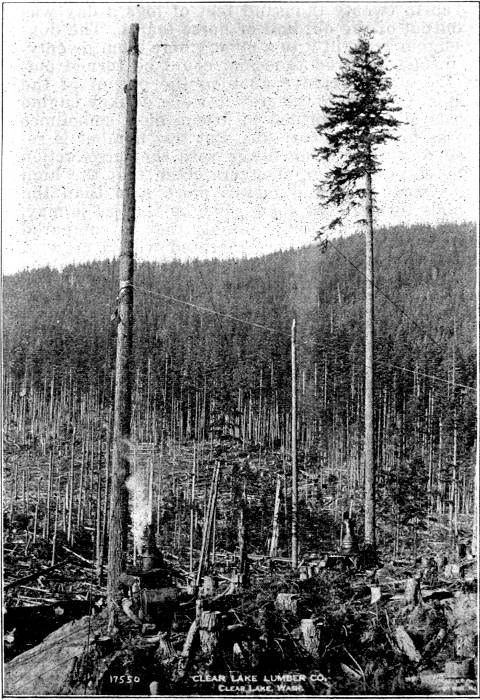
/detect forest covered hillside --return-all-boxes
[4,221,476,396]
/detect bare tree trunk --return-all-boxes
[45,451,53,541]
[96,468,103,583]
[77,439,85,528]
[364,170,375,548]
[238,481,249,586]
[269,474,282,558]
[33,479,41,544]
[189,443,196,574]
[67,430,75,544]
[291,319,298,568]
[51,478,60,566]
[107,23,139,630]
[196,462,220,586]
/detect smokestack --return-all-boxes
[141,523,163,572]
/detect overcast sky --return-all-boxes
[3,1,478,275]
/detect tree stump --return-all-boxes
[156,632,175,661]
[199,610,220,660]
[275,593,298,615]
[95,636,114,656]
[201,575,216,597]
[444,660,471,679]
[449,592,477,659]
[227,572,243,594]
[299,619,320,655]
[298,566,309,581]
[422,557,438,585]
[149,680,160,695]
[444,563,460,579]
[403,577,422,610]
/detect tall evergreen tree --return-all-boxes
[313,28,402,548]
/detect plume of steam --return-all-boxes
[126,454,153,556]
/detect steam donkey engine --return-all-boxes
[119,525,179,634]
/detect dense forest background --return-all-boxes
[3,221,477,551]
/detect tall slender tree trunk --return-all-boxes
[269,474,282,558]
[291,319,298,568]
[364,170,376,548]
[107,23,139,629]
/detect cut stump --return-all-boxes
[299,618,320,655]
[199,610,221,660]
[275,593,298,615]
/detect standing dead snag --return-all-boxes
[44,450,53,540]
[189,443,196,574]
[51,477,60,566]
[237,479,250,587]
[107,23,139,631]
[67,431,75,544]
[269,474,282,558]
[196,462,220,587]
[95,469,103,583]
[291,318,298,568]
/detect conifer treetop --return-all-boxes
[314,27,402,232]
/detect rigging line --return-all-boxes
[134,284,474,392]
[385,363,475,392]
[134,285,291,337]
[161,351,473,397]
[196,266,235,350]
[284,360,474,397]
[323,237,446,352]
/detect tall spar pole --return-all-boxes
[291,319,298,568]
[364,170,375,548]
[107,23,139,627]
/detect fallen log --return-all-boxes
[4,559,69,591]
[62,545,94,566]
[177,618,199,679]
[4,614,104,695]
[16,595,62,604]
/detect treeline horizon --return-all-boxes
[4,220,476,385]
[5,219,476,277]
